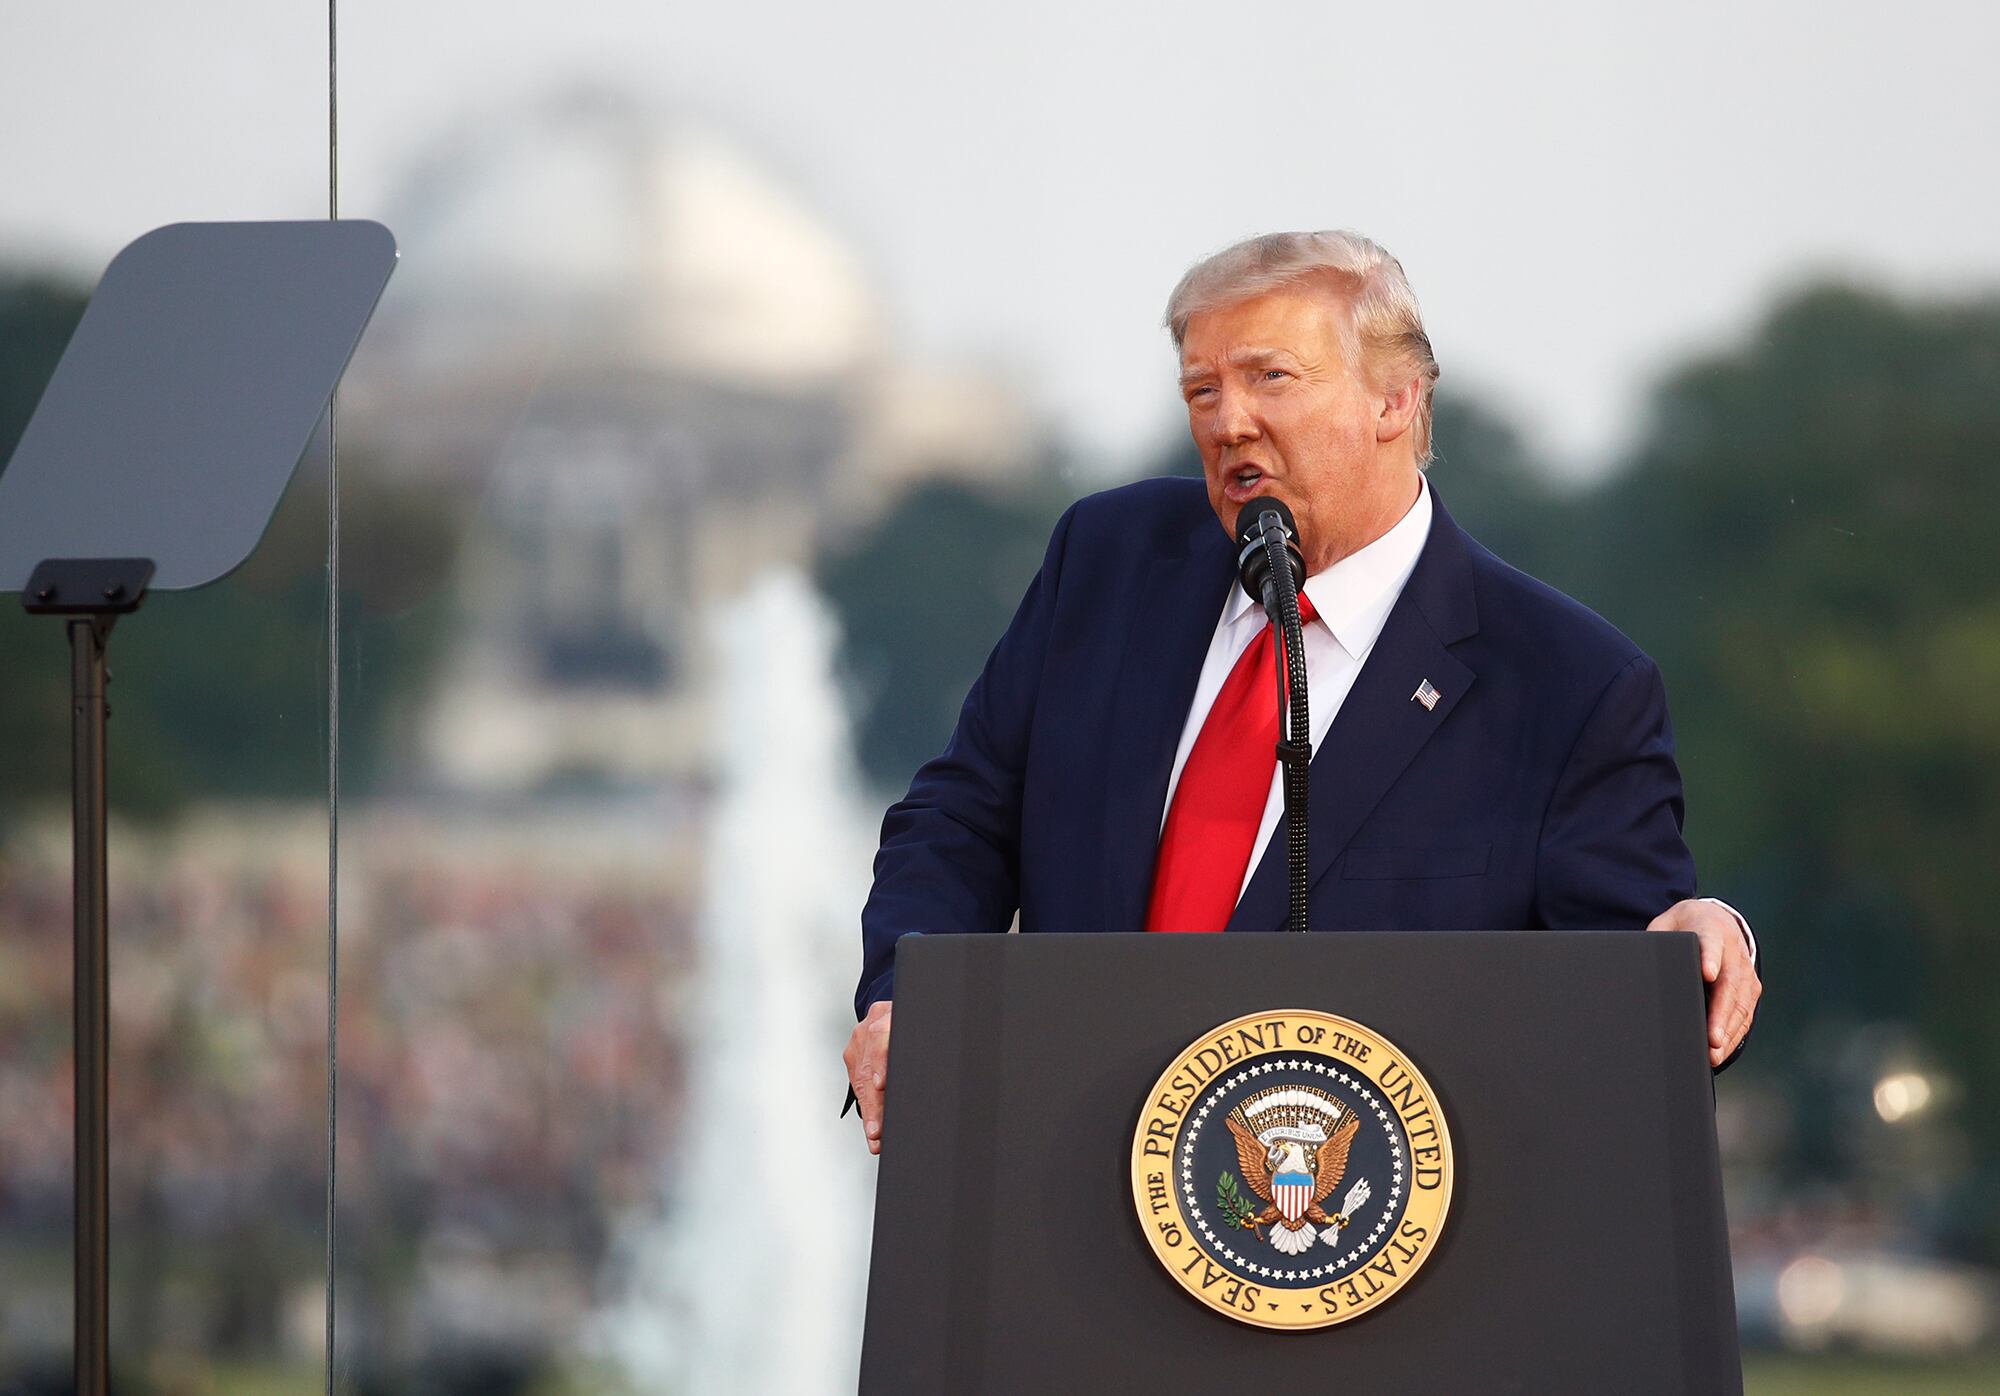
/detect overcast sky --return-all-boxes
[5,1,1996,477]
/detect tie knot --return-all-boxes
[1294,592,1317,625]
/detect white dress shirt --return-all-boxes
[1162,479,1435,899]
[1154,476,1757,960]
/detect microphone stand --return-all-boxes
[1257,531,1311,934]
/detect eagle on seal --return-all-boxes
[1224,1087,1373,1256]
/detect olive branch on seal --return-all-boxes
[1215,1170,1262,1236]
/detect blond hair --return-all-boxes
[1165,230,1440,464]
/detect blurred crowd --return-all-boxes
[0,817,696,1383]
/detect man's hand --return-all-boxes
[1646,900,1761,1067]
[843,1000,893,1155]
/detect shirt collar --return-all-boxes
[1224,476,1434,660]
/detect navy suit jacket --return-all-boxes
[855,477,1701,1017]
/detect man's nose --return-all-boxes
[1208,387,1259,446]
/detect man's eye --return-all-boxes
[1262,369,1289,382]
[1186,386,1215,402]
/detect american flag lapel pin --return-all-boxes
[1412,678,1441,711]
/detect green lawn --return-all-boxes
[1745,1354,2000,1395]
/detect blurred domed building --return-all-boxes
[341,88,1030,795]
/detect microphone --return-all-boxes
[1232,495,1313,934]
[1233,497,1305,616]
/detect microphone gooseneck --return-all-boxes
[1231,498,1312,934]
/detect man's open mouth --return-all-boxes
[1223,465,1270,501]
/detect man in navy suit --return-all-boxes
[844,232,1761,1153]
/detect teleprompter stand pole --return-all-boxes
[72,616,110,1396]
[24,557,153,1396]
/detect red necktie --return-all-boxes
[1145,595,1317,932]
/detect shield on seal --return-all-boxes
[1272,1172,1313,1224]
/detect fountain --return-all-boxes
[597,567,879,1392]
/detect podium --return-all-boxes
[859,931,1741,1394]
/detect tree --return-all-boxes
[1586,286,2000,1201]
[817,475,1072,793]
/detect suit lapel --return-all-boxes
[1099,518,1237,931]
[1227,492,1482,933]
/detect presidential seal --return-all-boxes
[1129,1009,1453,1330]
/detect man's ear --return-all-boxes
[1376,373,1422,445]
